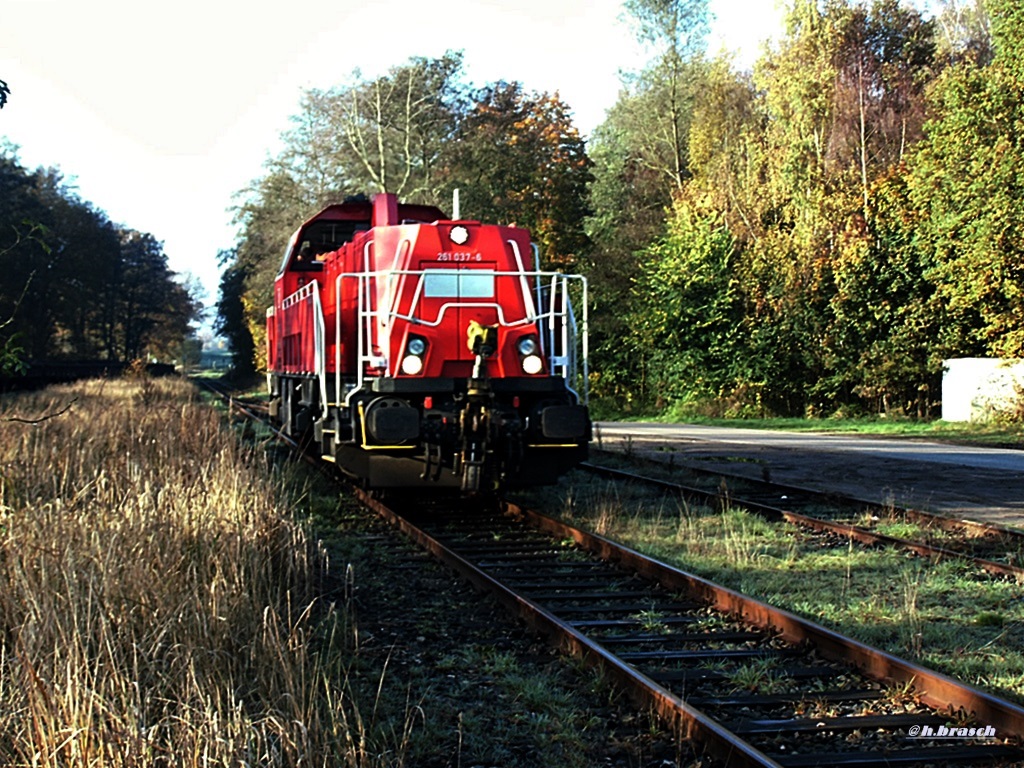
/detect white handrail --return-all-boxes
[280,280,328,415]
[336,267,589,406]
[507,239,537,321]
[313,281,327,416]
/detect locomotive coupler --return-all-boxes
[460,320,502,491]
[467,320,498,386]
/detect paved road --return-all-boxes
[593,422,1024,529]
[595,422,1024,472]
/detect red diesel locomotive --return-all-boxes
[266,193,590,492]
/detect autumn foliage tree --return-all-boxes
[584,0,710,408]
[606,0,948,416]
[449,81,592,268]
[908,0,1024,360]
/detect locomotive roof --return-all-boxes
[280,195,449,275]
[302,199,448,228]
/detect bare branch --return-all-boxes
[4,397,77,425]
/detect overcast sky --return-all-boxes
[1,0,786,318]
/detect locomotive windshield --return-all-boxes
[422,270,495,298]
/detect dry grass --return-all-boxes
[0,377,392,767]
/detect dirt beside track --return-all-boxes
[594,426,1024,531]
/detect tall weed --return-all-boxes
[0,379,403,766]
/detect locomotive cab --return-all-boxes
[266,193,590,492]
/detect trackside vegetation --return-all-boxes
[0,378,383,765]
[0,378,690,766]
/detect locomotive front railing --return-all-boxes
[336,267,588,407]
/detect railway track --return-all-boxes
[197,379,1024,766]
[582,455,1024,580]
[364,493,1024,767]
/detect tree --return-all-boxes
[0,153,52,360]
[114,231,198,361]
[585,0,710,407]
[582,108,671,407]
[718,0,939,414]
[145,273,204,363]
[215,249,257,377]
[623,0,710,192]
[0,79,9,109]
[450,82,592,268]
[231,169,313,313]
[932,0,992,65]
[0,273,30,375]
[685,58,763,242]
[830,0,935,218]
[806,0,939,412]
[31,169,123,357]
[630,193,743,412]
[823,166,939,414]
[907,0,1024,359]
[0,150,199,364]
[990,0,1024,80]
[279,52,466,202]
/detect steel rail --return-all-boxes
[356,489,785,768]
[500,499,1024,739]
[582,461,1024,580]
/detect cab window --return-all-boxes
[423,270,495,298]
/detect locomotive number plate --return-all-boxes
[436,252,483,262]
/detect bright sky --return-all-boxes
[1,0,785,321]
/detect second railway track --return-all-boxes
[582,453,1024,580]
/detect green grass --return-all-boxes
[538,478,1024,705]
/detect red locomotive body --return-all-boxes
[266,193,590,491]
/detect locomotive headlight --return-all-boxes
[402,336,426,374]
[450,225,470,245]
[401,355,424,375]
[516,337,538,356]
[521,354,544,375]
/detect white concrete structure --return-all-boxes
[942,358,1024,422]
